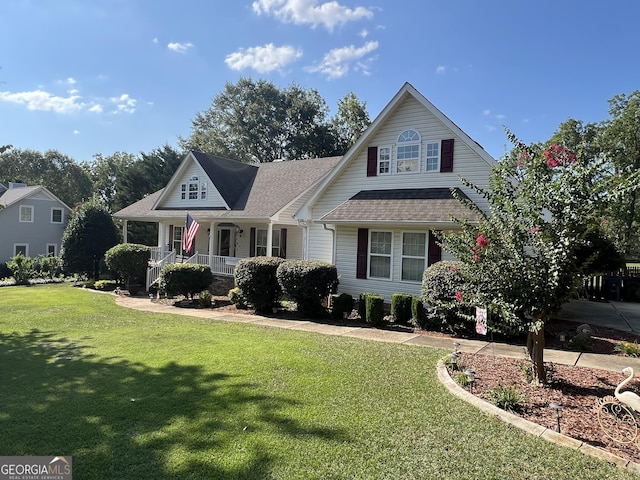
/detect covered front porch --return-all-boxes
[119,219,295,290]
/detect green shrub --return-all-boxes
[488,385,524,412]
[614,341,640,357]
[199,289,212,308]
[94,279,118,291]
[391,293,412,324]
[7,253,35,285]
[34,255,63,278]
[276,260,338,316]
[0,262,11,280]
[365,293,384,327]
[411,296,427,329]
[228,287,247,309]
[358,292,377,320]
[158,263,213,299]
[421,260,474,334]
[234,257,284,313]
[332,293,355,320]
[104,243,151,285]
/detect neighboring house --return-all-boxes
[294,82,495,299]
[114,82,496,298]
[112,152,342,288]
[0,182,72,262]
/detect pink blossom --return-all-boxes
[476,234,489,249]
[449,266,457,273]
[543,144,576,168]
[455,291,464,303]
[531,226,539,234]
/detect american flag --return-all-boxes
[183,213,200,254]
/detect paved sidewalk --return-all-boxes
[115,295,640,374]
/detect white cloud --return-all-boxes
[495,114,506,120]
[252,0,373,31]
[0,90,84,113]
[66,77,76,85]
[483,109,491,116]
[73,129,80,135]
[436,65,446,74]
[88,104,103,113]
[167,42,194,53]
[306,40,378,79]
[359,28,368,38]
[110,94,137,114]
[225,44,303,73]
[152,37,158,44]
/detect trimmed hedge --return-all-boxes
[411,296,427,329]
[276,260,338,315]
[365,293,384,327]
[391,293,412,324]
[158,263,213,299]
[234,256,284,313]
[104,243,151,285]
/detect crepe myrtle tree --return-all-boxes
[439,130,624,384]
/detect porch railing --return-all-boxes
[147,250,176,289]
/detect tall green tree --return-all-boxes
[598,91,640,258]
[180,78,369,162]
[62,199,120,280]
[83,152,137,210]
[330,92,371,154]
[440,131,623,384]
[0,148,93,207]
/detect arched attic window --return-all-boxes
[396,129,420,173]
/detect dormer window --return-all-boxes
[181,176,207,200]
[396,129,420,173]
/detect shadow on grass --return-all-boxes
[0,329,347,479]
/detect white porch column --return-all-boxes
[209,222,215,256]
[158,222,166,254]
[122,220,128,243]
[266,222,273,257]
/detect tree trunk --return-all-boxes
[526,319,546,385]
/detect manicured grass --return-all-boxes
[0,284,635,479]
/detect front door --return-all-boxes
[217,228,232,256]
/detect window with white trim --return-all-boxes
[369,231,392,279]
[14,244,28,256]
[51,208,63,223]
[396,129,421,173]
[401,232,426,282]
[173,226,184,253]
[425,142,440,172]
[378,146,391,175]
[256,229,280,256]
[19,205,34,222]
[181,176,207,200]
[47,244,57,256]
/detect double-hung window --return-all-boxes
[181,176,207,200]
[369,231,392,279]
[401,232,426,282]
[51,208,63,223]
[378,146,391,174]
[256,229,280,256]
[396,130,420,173]
[425,142,440,172]
[19,205,33,223]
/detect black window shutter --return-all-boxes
[279,228,287,258]
[440,139,454,172]
[168,225,174,250]
[367,147,378,177]
[356,228,369,279]
[250,227,256,257]
[428,230,442,266]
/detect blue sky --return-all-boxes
[1,0,639,163]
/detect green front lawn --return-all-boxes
[0,284,634,479]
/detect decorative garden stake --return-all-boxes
[596,367,640,449]
[464,368,476,393]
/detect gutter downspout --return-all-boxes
[323,223,337,264]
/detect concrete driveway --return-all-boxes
[555,299,640,335]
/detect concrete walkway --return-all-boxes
[115,295,640,374]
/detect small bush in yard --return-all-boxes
[7,253,34,285]
[421,260,474,334]
[331,293,354,320]
[411,296,427,329]
[228,287,248,309]
[614,341,640,357]
[391,293,412,324]
[488,384,524,412]
[159,263,213,299]
[358,292,377,320]
[234,257,284,313]
[276,260,338,316]
[104,243,151,286]
[365,293,384,327]
[199,289,212,308]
